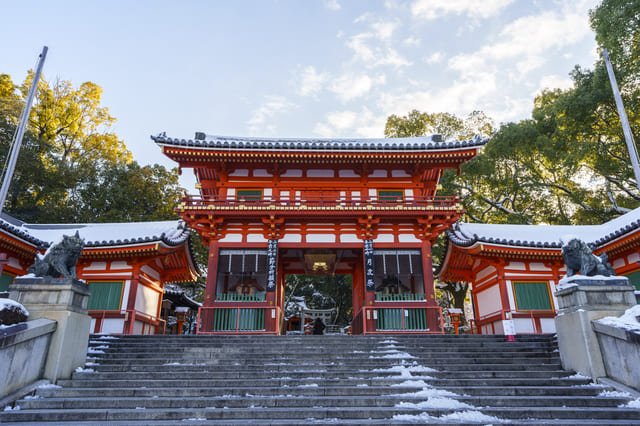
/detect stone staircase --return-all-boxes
[2,334,639,425]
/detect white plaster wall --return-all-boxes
[84,261,107,271]
[120,280,131,310]
[340,234,361,243]
[229,169,249,176]
[613,258,626,269]
[264,188,272,197]
[135,285,159,317]
[351,191,361,200]
[280,234,302,243]
[540,317,556,333]
[6,256,21,269]
[392,170,410,177]
[306,234,336,243]
[628,252,640,263]
[280,190,290,199]
[514,318,535,333]
[282,169,302,177]
[529,263,551,271]
[476,285,502,317]
[247,234,268,243]
[133,320,144,335]
[101,318,124,334]
[141,265,160,280]
[374,234,394,243]
[368,189,376,197]
[506,279,516,312]
[307,169,334,177]
[404,189,414,198]
[370,170,387,177]
[339,169,358,178]
[220,234,243,243]
[476,266,496,281]
[253,169,272,177]
[110,261,130,270]
[90,318,96,331]
[508,262,526,271]
[398,234,420,243]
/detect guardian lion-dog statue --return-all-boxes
[29,232,84,280]
[562,238,615,277]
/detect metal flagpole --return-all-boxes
[0,46,48,214]
[603,48,640,189]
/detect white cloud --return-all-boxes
[314,107,386,138]
[403,36,421,47]
[538,74,574,92]
[370,20,399,40]
[329,73,386,102]
[376,72,497,119]
[424,52,443,64]
[247,95,296,135]
[449,9,593,77]
[324,0,341,11]
[296,66,329,97]
[411,0,513,20]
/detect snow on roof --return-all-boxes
[152,132,489,152]
[0,214,190,248]
[448,206,640,249]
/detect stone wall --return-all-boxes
[592,321,640,391]
[0,318,56,399]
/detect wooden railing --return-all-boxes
[474,309,556,335]
[197,305,282,335]
[216,293,266,302]
[354,305,444,334]
[180,195,459,211]
[375,293,425,302]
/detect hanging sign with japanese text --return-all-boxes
[266,239,278,292]
[364,239,375,292]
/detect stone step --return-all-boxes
[71,369,575,380]
[18,395,631,410]
[34,384,613,398]
[3,406,640,423]
[91,362,564,372]
[55,376,593,388]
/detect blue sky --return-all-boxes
[1,0,599,188]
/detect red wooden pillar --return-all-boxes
[125,265,140,334]
[352,261,364,318]
[204,240,220,307]
[420,239,436,305]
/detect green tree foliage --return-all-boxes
[0,73,182,223]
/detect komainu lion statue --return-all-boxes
[562,238,615,277]
[28,232,84,280]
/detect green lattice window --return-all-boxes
[513,282,552,311]
[236,190,263,201]
[378,190,403,202]
[0,273,14,292]
[624,271,640,291]
[87,281,123,310]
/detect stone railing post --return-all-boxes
[554,279,636,379]
[9,277,91,382]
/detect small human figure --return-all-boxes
[312,318,326,335]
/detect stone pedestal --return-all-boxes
[9,277,91,382]
[554,280,636,379]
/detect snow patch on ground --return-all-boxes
[391,379,431,387]
[622,398,640,408]
[396,397,472,409]
[74,367,94,373]
[94,335,118,339]
[3,405,20,411]
[370,352,415,359]
[599,390,631,398]
[439,410,503,423]
[36,383,61,389]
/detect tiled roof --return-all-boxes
[0,214,191,249]
[448,206,640,250]
[152,132,489,152]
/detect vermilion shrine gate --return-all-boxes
[154,133,487,334]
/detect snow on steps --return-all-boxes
[1,334,640,425]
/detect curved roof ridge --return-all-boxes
[449,205,640,250]
[152,132,489,151]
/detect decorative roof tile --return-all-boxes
[448,206,640,250]
[152,132,489,152]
